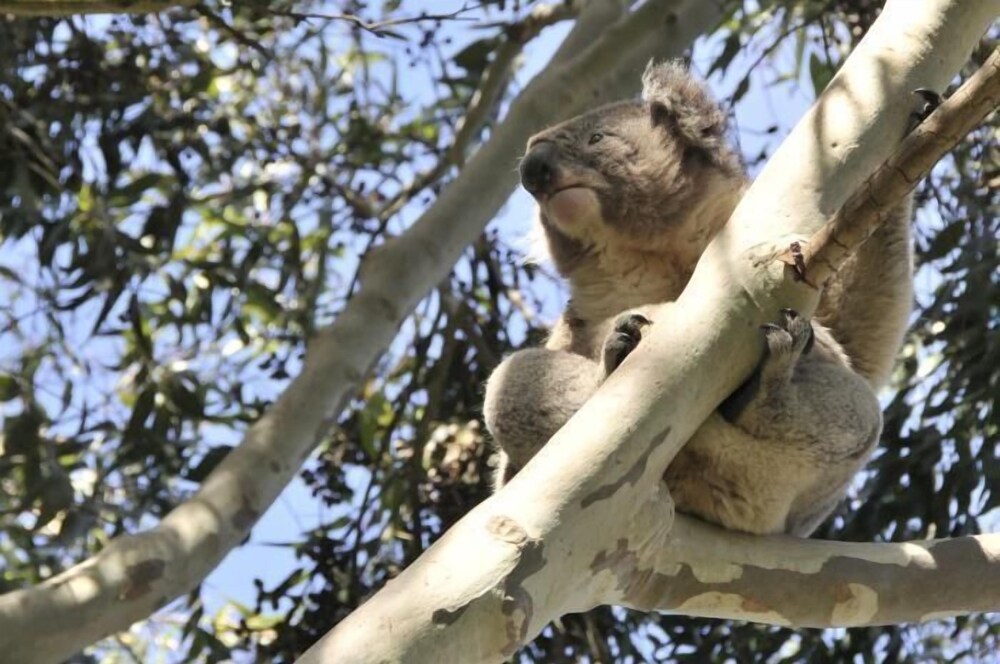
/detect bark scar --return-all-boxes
[499,533,545,657]
[776,240,819,289]
[581,425,671,508]
[118,558,166,601]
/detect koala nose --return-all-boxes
[520,143,557,197]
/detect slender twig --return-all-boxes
[376,2,578,221]
[195,4,271,58]
[272,4,482,38]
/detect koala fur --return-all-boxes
[483,62,912,536]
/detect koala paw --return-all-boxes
[762,308,815,360]
[602,313,652,375]
[720,309,813,423]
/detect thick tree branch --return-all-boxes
[0,1,728,662]
[633,518,1000,626]
[786,46,1000,287]
[297,1,1000,662]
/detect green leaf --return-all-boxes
[808,53,835,98]
[708,33,741,76]
[0,373,20,402]
[164,375,205,417]
[453,37,499,75]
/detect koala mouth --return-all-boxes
[543,186,599,226]
[542,184,587,202]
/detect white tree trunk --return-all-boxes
[0,2,729,662]
[297,2,1000,662]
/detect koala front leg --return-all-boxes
[484,348,603,486]
[602,313,652,374]
[485,311,654,487]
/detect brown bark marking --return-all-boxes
[487,515,528,545]
[500,536,546,657]
[741,597,772,613]
[118,559,166,601]
[431,604,469,627]
[231,495,261,531]
[833,582,854,603]
[590,539,665,607]
[824,537,997,624]
[581,424,671,508]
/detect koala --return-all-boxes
[483,62,913,536]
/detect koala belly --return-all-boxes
[664,415,823,534]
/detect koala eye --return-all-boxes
[588,132,604,145]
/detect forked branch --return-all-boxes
[783,47,1000,287]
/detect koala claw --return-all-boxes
[720,309,814,423]
[602,313,652,374]
[908,88,942,131]
[774,308,815,355]
[761,309,813,360]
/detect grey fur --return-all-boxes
[483,62,911,535]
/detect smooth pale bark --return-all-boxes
[0,2,728,663]
[298,2,1000,662]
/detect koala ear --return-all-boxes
[642,60,729,159]
[649,100,673,131]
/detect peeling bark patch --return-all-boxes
[590,539,667,608]
[677,592,792,626]
[232,496,261,531]
[920,609,965,622]
[118,559,166,601]
[591,539,634,577]
[581,425,671,508]
[830,582,877,626]
[487,515,528,545]
[431,604,469,627]
[500,536,546,657]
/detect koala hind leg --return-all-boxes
[719,309,813,426]
[676,308,882,534]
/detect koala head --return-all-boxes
[519,62,745,275]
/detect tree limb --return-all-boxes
[785,46,1000,288]
[0,1,729,662]
[636,518,1000,627]
[296,1,1000,662]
